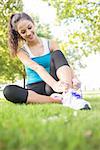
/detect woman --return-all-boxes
[3,13,91,109]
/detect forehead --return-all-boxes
[17,19,33,31]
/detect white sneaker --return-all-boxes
[62,89,91,110]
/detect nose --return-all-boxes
[26,29,31,36]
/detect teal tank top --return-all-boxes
[21,38,51,84]
[25,53,51,84]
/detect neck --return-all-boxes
[27,36,40,47]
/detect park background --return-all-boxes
[0,0,100,150]
[0,0,100,93]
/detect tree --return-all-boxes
[0,0,52,84]
[0,0,24,84]
[43,0,100,68]
[31,15,52,39]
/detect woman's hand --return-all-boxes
[72,78,81,90]
[53,81,69,92]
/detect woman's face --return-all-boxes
[17,19,36,42]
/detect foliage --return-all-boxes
[0,96,100,150]
[0,0,52,83]
[32,15,52,39]
[0,0,24,82]
[44,0,100,67]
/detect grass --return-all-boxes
[0,96,100,150]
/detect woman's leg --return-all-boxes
[51,50,72,86]
[3,85,61,104]
[27,90,61,103]
[57,65,72,87]
[27,81,46,95]
[45,50,73,95]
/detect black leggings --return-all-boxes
[3,50,70,103]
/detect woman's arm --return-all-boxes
[17,50,57,86]
[17,50,67,92]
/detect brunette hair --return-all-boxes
[8,12,34,56]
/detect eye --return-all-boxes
[21,30,26,34]
[28,26,32,29]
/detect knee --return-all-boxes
[51,50,62,57]
[3,85,14,102]
[3,85,28,104]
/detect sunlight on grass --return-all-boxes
[0,96,100,150]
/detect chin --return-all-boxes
[28,38,35,42]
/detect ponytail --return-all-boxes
[8,14,19,57]
[8,13,34,57]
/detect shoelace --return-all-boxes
[71,91,82,99]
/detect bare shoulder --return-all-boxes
[17,48,29,60]
[17,46,29,57]
[49,39,59,52]
[17,48,24,56]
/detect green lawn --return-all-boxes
[0,96,100,150]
